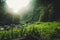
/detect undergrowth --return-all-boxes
[0,22,60,40]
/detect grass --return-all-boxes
[0,22,60,40]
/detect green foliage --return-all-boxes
[0,22,60,40]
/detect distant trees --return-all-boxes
[20,0,60,23]
[0,0,60,25]
[0,0,20,25]
[39,0,60,22]
[32,0,60,22]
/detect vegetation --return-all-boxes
[0,0,60,40]
[0,22,60,40]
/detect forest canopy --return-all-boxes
[0,0,60,25]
